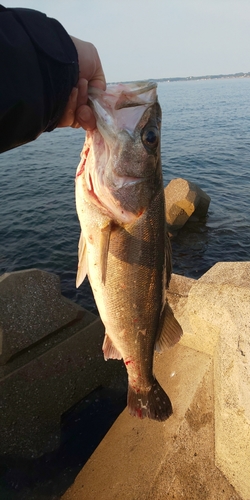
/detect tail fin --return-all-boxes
[127,379,173,421]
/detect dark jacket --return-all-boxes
[0,5,79,153]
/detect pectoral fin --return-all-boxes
[155,302,183,352]
[76,232,87,288]
[100,222,112,285]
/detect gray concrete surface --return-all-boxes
[0,269,81,364]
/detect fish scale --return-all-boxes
[102,194,165,390]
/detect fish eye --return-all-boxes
[141,127,159,149]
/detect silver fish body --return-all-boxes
[75,82,182,421]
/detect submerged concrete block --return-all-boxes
[164,178,210,231]
[0,269,81,364]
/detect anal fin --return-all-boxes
[102,334,122,361]
[155,302,183,352]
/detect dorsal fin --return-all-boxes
[155,302,183,352]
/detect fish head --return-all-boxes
[106,98,162,218]
[78,81,162,224]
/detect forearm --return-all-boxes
[0,5,79,153]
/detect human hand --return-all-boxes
[58,38,106,130]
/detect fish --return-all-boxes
[75,81,183,421]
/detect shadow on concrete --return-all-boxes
[0,385,127,500]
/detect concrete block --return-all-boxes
[0,268,127,458]
[166,273,196,339]
[62,345,240,500]
[168,272,196,297]
[181,262,250,499]
[164,178,210,232]
[0,314,126,459]
[62,264,250,500]
[0,269,82,364]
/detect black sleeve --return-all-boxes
[0,5,79,153]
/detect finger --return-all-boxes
[58,87,78,127]
[73,79,96,129]
[70,37,106,91]
[88,64,106,91]
[75,104,96,131]
[76,78,89,108]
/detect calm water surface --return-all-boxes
[0,77,250,499]
[1,78,250,312]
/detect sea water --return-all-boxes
[1,78,250,312]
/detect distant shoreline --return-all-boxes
[154,72,250,83]
[115,72,250,86]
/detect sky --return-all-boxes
[3,0,250,82]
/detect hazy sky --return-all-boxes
[3,0,250,82]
